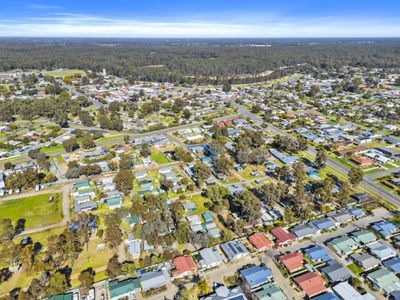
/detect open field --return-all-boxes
[0,193,62,228]
[150,152,170,164]
[43,69,87,77]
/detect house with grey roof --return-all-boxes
[198,247,223,269]
[367,268,400,296]
[320,261,352,283]
[329,211,353,225]
[140,270,170,292]
[327,236,359,257]
[290,224,318,239]
[350,253,380,271]
[367,241,397,261]
[220,240,249,261]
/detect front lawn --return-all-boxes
[150,152,170,164]
[347,263,363,277]
[0,193,62,228]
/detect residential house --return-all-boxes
[332,282,375,300]
[371,220,399,239]
[220,241,249,261]
[248,233,272,252]
[329,211,353,225]
[270,227,296,246]
[312,293,339,300]
[294,272,326,298]
[278,252,304,273]
[309,218,336,232]
[367,268,400,296]
[290,224,318,239]
[320,261,352,283]
[171,256,197,278]
[108,278,140,300]
[239,265,273,290]
[367,241,397,261]
[327,236,359,257]
[200,285,246,300]
[350,230,377,245]
[348,208,366,219]
[350,253,380,271]
[253,283,287,300]
[384,257,400,274]
[139,270,170,292]
[304,246,332,263]
[198,247,223,269]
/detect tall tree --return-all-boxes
[348,167,364,187]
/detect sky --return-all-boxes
[0,0,399,38]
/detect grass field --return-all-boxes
[40,144,64,154]
[56,154,66,164]
[0,193,62,228]
[150,152,170,164]
[43,69,86,77]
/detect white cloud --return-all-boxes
[0,13,399,37]
[29,3,60,10]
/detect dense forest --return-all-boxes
[0,38,400,83]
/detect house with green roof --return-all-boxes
[128,214,138,227]
[367,268,400,296]
[203,211,214,223]
[108,278,140,300]
[74,180,90,190]
[350,230,377,245]
[327,236,359,257]
[48,293,73,300]
[254,283,287,300]
[107,196,122,209]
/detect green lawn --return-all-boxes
[43,69,86,77]
[56,154,66,164]
[95,134,124,144]
[40,144,64,154]
[184,194,212,216]
[347,263,363,277]
[150,152,170,164]
[0,193,62,228]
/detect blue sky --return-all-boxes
[0,0,399,37]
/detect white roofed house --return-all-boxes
[198,247,223,269]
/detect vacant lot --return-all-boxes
[0,193,62,228]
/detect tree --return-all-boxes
[81,134,95,149]
[48,271,70,295]
[233,190,261,224]
[62,138,79,153]
[105,217,123,248]
[78,268,95,290]
[292,161,306,184]
[114,170,133,196]
[193,162,211,181]
[213,155,233,175]
[119,154,133,170]
[197,278,211,296]
[222,82,231,93]
[348,166,364,187]
[140,143,151,157]
[78,111,94,126]
[0,218,14,240]
[106,255,121,277]
[258,183,286,207]
[315,148,328,169]
[336,180,351,208]
[160,179,174,191]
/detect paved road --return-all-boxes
[231,101,400,207]
[365,167,400,180]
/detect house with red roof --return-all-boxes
[224,120,234,127]
[172,256,197,278]
[294,272,326,297]
[270,227,296,246]
[351,156,374,166]
[248,233,272,252]
[278,252,304,273]
[215,121,226,127]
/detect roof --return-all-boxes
[254,283,287,300]
[199,247,222,267]
[367,268,400,295]
[367,241,397,261]
[290,224,318,238]
[172,256,197,276]
[48,294,73,300]
[348,208,366,219]
[350,230,377,244]
[328,236,359,256]
[202,211,213,223]
[248,233,272,250]
[220,240,249,260]
[239,265,272,289]
[309,218,336,231]
[372,220,399,238]
[333,282,375,300]
[270,227,296,244]
[109,278,140,298]
[304,246,331,263]
[200,285,246,300]
[320,261,352,283]
[294,272,326,297]
[312,293,339,300]
[384,257,400,273]
[351,253,380,270]
[140,270,169,292]
[279,252,303,272]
